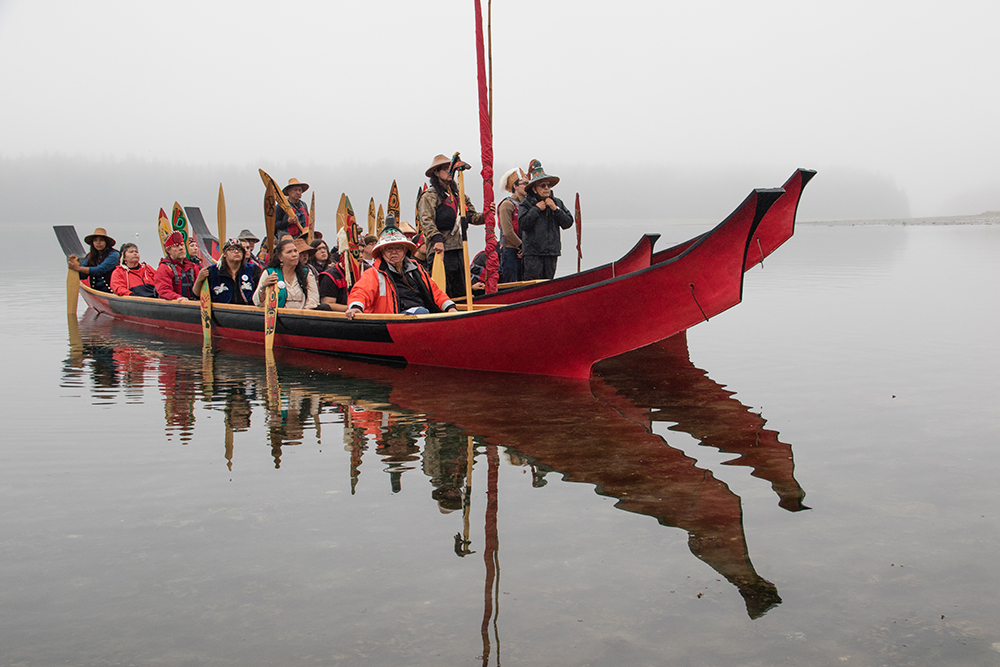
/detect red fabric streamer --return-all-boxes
[474,0,498,293]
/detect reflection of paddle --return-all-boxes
[264,283,278,351]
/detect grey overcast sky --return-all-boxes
[1,0,997,217]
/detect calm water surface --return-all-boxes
[2,223,999,666]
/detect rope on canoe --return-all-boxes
[690,283,708,322]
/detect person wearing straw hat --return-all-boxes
[68,228,120,293]
[344,224,457,319]
[275,178,311,240]
[154,231,201,302]
[497,167,528,283]
[191,238,258,305]
[417,154,486,298]
[516,159,574,281]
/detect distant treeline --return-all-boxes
[4,154,913,241]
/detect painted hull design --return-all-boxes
[477,168,815,305]
[74,188,783,378]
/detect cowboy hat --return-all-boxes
[425,154,452,178]
[84,227,116,247]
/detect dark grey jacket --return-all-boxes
[516,192,573,257]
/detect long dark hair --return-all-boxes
[309,239,331,271]
[86,236,115,267]
[266,238,310,299]
[429,174,458,203]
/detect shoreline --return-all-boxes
[799,212,1000,227]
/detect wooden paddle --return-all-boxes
[457,169,474,309]
[308,192,316,244]
[575,192,582,273]
[157,208,171,257]
[217,184,227,245]
[199,281,212,347]
[258,168,298,253]
[367,198,376,237]
[387,180,400,226]
[376,204,385,234]
[67,268,80,316]
[264,282,278,352]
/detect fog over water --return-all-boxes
[1,0,998,226]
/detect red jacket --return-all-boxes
[154,257,200,301]
[347,257,454,314]
[110,263,157,296]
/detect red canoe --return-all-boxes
[62,187,784,378]
[477,168,815,305]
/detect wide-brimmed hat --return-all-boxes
[84,227,116,247]
[398,220,417,236]
[527,159,559,188]
[293,237,313,255]
[237,229,259,242]
[425,154,451,178]
[164,231,185,248]
[371,225,417,259]
[283,178,309,194]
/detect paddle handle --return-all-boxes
[458,171,474,308]
[264,283,278,351]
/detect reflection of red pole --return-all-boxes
[480,444,500,666]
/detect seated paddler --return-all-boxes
[344,219,457,320]
[192,238,259,305]
[154,231,200,302]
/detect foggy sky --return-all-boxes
[1,0,998,220]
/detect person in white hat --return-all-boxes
[345,224,457,319]
[497,167,528,283]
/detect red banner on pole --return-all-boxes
[474,0,498,293]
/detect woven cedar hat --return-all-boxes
[84,227,116,247]
[527,159,559,188]
[425,154,451,178]
[282,178,309,194]
[237,229,259,242]
[293,237,313,255]
[371,223,417,259]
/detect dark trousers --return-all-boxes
[499,247,522,284]
[444,248,466,298]
[522,255,558,281]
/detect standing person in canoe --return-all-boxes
[498,167,528,283]
[154,231,200,302]
[110,242,157,297]
[191,238,258,305]
[344,224,457,319]
[68,228,120,293]
[517,160,574,281]
[417,154,486,298]
[253,237,319,310]
[275,178,310,240]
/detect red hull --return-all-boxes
[477,169,814,305]
[78,188,783,378]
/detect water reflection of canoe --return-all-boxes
[60,187,784,377]
[477,168,815,306]
[266,336,796,618]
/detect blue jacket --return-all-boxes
[81,250,121,292]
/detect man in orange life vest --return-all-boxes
[154,231,200,302]
[344,224,457,319]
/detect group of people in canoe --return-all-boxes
[68,155,574,316]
